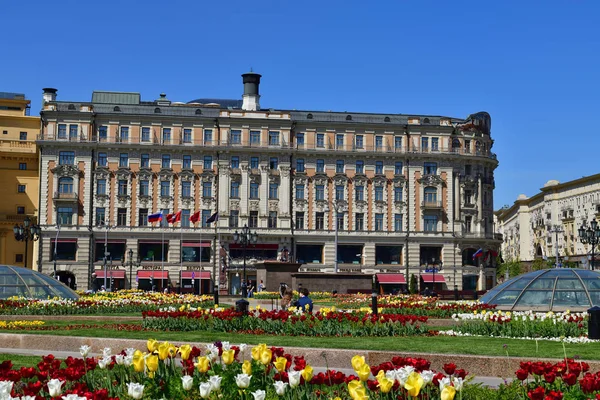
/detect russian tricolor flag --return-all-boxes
[148,212,163,223]
[473,248,483,259]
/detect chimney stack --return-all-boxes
[241,72,261,111]
[42,88,57,104]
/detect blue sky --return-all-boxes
[3,1,599,208]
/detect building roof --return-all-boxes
[187,98,243,108]
[0,92,26,100]
[91,91,141,105]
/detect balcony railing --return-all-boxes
[421,201,443,209]
[0,139,36,153]
[53,191,78,201]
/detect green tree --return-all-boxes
[496,260,523,281]
[409,274,418,294]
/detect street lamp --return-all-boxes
[128,248,134,290]
[13,217,41,271]
[578,219,600,270]
[233,224,258,298]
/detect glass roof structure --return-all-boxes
[480,269,600,311]
[0,265,79,299]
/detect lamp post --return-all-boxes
[548,225,564,268]
[233,224,258,298]
[578,219,600,270]
[128,248,134,290]
[13,217,41,271]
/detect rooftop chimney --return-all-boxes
[42,88,57,104]
[241,72,261,111]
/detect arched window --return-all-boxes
[384,116,391,122]
[154,107,161,113]
[113,106,121,112]
[452,138,461,148]
[423,117,430,124]
[424,186,437,203]
[58,177,74,193]
[307,113,313,119]
[68,104,76,110]
[195,109,202,115]
[346,115,352,121]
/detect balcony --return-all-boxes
[0,139,36,154]
[421,201,443,209]
[53,191,78,202]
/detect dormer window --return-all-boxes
[68,104,76,110]
[307,113,313,119]
[195,109,202,115]
[113,106,121,112]
[423,118,430,124]
[346,115,352,121]
[384,116,391,122]
[154,107,161,113]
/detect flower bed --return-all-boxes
[0,292,213,315]
[0,320,44,329]
[142,308,430,337]
[379,299,496,319]
[253,291,331,301]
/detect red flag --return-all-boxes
[190,210,201,223]
[166,211,182,224]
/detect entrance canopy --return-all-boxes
[180,271,211,279]
[137,271,169,279]
[420,274,446,283]
[376,274,406,284]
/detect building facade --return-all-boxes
[495,175,600,267]
[37,73,500,293]
[0,92,40,270]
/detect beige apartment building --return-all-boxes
[36,73,500,293]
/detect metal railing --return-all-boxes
[53,191,78,200]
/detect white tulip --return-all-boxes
[209,375,222,391]
[0,380,14,396]
[205,343,217,354]
[47,379,65,398]
[239,343,247,352]
[126,382,144,400]
[438,377,451,392]
[273,381,288,396]
[421,370,435,384]
[221,341,231,351]
[62,395,87,400]
[199,382,212,398]
[115,355,125,365]
[125,347,136,357]
[252,389,266,400]
[288,371,302,388]
[79,345,91,358]
[181,376,194,391]
[235,373,252,389]
[97,357,110,369]
[102,347,112,359]
[20,396,37,400]
[453,376,464,391]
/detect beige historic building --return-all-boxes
[36,73,500,293]
[495,175,600,267]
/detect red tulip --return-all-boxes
[443,363,457,375]
[527,386,545,400]
[516,369,529,381]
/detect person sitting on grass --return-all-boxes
[296,288,313,313]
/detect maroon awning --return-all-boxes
[182,242,211,248]
[420,274,446,283]
[180,271,211,279]
[376,274,406,284]
[94,270,126,279]
[137,271,169,279]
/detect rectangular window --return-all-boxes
[203,156,212,170]
[355,135,364,149]
[160,181,170,197]
[394,186,403,202]
[138,209,148,226]
[394,214,403,232]
[250,157,259,169]
[230,181,240,198]
[230,129,241,144]
[183,155,192,169]
[335,185,344,201]
[119,153,128,168]
[15,254,23,264]
[201,210,211,228]
[120,126,129,142]
[249,211,258,228]
[117,208,127,226]
[161,154,170,169]
[424,215,438,232]
[19,132,27,141]
[421,137,428,151]
[295,212,305,230]
[394,136,402,149]
[162,128,171,144]
[118,179,128,196]
[375,213,384,231]
[268,211,277,228]
[99,126,108,141]
[52,239,77,261]
[336,134,344,149]
[296,158,305,172]
[464,140,470,153]
[231,156,239,168]
[141,127,150,142]
[355,213,364,230]
[96,207,106,225]
[315,212,325,230]
[202,182,212,198]
[375,186,384,201]
[58,178,73,194]
[424,162,437,175]
[375,136,383,149]
[183,128,192,143]
[250,182,259,199]
[424,188,437,203]
[59,151,75,165]
[98,152,107,167]
[17,206,25,215]
[295,184,304,199]
[431,137,439,151]
[17,184,26,193]
[139,154,149,168]
[465,164,472,175]
[336,213,344,230]
[336,160,344,173]
[316,133,324,148]
[182,181,192,198]
[394,162,403,175]
[18,163,26,170]
[96,179,106,195]
[204,129,213,145]
[181,209,190,228]
[250,130,260,144]
[315,185,325,201]
[269,157,278,170]
[57,207,73,225]
[139,180,149,196]
[356,160,364,174]
[296,132,304,145]
[58,124,67,139]
[229,210,239,228]
[268,131,279,145]
[316,159,324,173]
[269,183,279,199]
[465,216,472,233]
[375,161,383,174]
[355,185,364,201]
[69,124,78,140]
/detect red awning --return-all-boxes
[182,242,211,248]
[180,271,211,279]
[376,274,406,284]
[420,274,446,283]
[229,244,278,250]
[94,270,126,279]
[137,270,169,279]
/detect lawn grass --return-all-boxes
[0,353,43,369]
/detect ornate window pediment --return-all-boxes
[268,200,279,211]
[94,167,110,179]
[249,200,260,211]
[51,164,79,177]
[313,176,328,186]
[418,174,444,186]
[333,174,348,186]
[373,177,387,187]
[158,169,173,180]
[393,176,406,187]
[179,170,195,181]
[116,167,132,180]
[353,176,367,186]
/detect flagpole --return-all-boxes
[162,221,165,292]
[199,220,202,296]
[180,217,183,293]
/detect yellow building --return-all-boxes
[0,92,39,269]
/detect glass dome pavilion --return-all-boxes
[480,268,600,311]
[0,265,79,299]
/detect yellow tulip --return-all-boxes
[168,344,177,358]
[241,360,252,375]
[404,371,424,397]
[351,355,365,372]
[260,348,272,365]
[274,357,287,373]
[146,355,159,372]
[441,385,457,400]
[158,342,171,360]
[301,365,314,382]
[357,363,370,382]
[347,380,364,399]
[252,343,267,361]
[376,370,386,381]
[195,356,210,373]
[378,376,394,393]
[222,349,235,365]
[147,339,158,353]
[132,353,145,373]
[179,344,192,361]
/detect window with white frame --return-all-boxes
[315,185,325,201]
[268,131,279,145]
[355,185,364,201]
[375,213,384,231]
